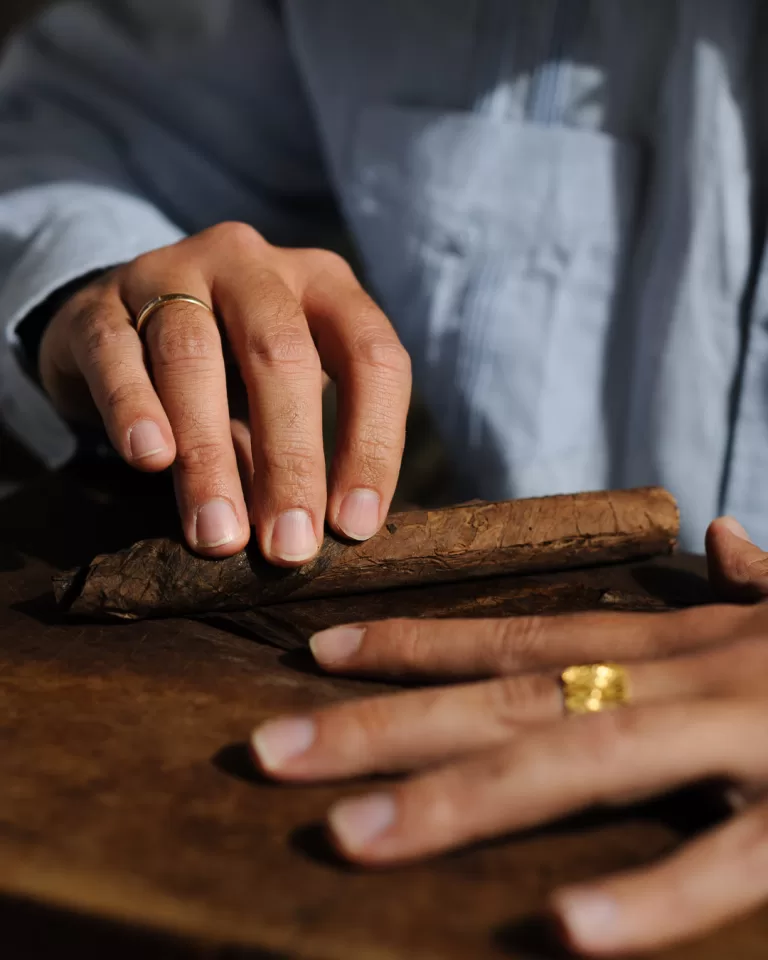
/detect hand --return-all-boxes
[40,224,411,563]
[251,517,768,957]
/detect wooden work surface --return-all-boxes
[1,464,767,959]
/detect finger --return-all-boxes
[552,800,768,956]
[251,634,765,781]
[230,418,254,505]
[123,272,249,557]
[215,263,324,566]
[308,606,749,678]
[706,516,768,601]
[323,699,768,864]
[69,290,175,470]
[300,251,410,541]
[250,674,562,780]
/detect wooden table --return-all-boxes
[1,464,767,959]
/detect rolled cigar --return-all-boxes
[53,487,678,620]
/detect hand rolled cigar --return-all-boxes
[53,487,678,620]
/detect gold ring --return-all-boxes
[561,663,630,715]
[134,294,215,338]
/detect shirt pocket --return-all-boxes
[344,104,642,496]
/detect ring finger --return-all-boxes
[251,637,743,781]
[122,273,249,557]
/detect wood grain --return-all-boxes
[2,469,763,958]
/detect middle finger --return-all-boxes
[215,264,325,567]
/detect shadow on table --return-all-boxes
[0,891,289,959]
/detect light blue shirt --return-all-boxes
[0,0,765,551]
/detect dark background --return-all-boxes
[2,2,43,35]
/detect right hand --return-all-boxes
[39,223,412,563]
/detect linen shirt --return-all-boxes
[0,0,765,550]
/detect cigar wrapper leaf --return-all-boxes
[53,487,679,621]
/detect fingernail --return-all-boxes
[251,717,316,771]
[310,626,365,665]
[195,499,240,548]
[337,489,381,541]
[553,889,619,950]
[128,420,167,460]
[271,509,318,562]
[721,516,751,542]
[328,793,396,852]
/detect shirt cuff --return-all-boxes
[0,183,185,468]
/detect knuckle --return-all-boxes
[346,431,403,482]
[344,693,408,745]
[150,310,219,367]
[382,619,422,665]
[746,555,768,583]
[77,308,134,366]
[244,323,319,372]
[352,328,412,379]
[102,378,147,415]
[303,247,354,279]
[174,438,228,472]
[211,220,267,253]
[491,617,546,669]
[414,774,465,834]
[262,440,320,484]
[487,674,556,726]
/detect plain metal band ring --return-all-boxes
[134,294,215,339]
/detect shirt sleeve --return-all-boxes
[0,0,334,468]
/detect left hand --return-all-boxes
[250,516,768,957]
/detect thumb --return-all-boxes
[706,516,768,601]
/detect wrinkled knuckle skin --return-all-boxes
[493,617,544,668]
[243,325,319,372]
[343,694,406,748]
[262,443,320,485]
[174,439,228,473]
[745,555,768,585]
[103,379,147,416]
[380,620,422,665]
[345,432,403,485]
[149,311,220,368]
[77,306,134,367]
[353,330,412,379]
[487,674,555,727]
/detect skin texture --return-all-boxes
[39,225,411,564]
[251,516,768,957]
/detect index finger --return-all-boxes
[308,605,751,678]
